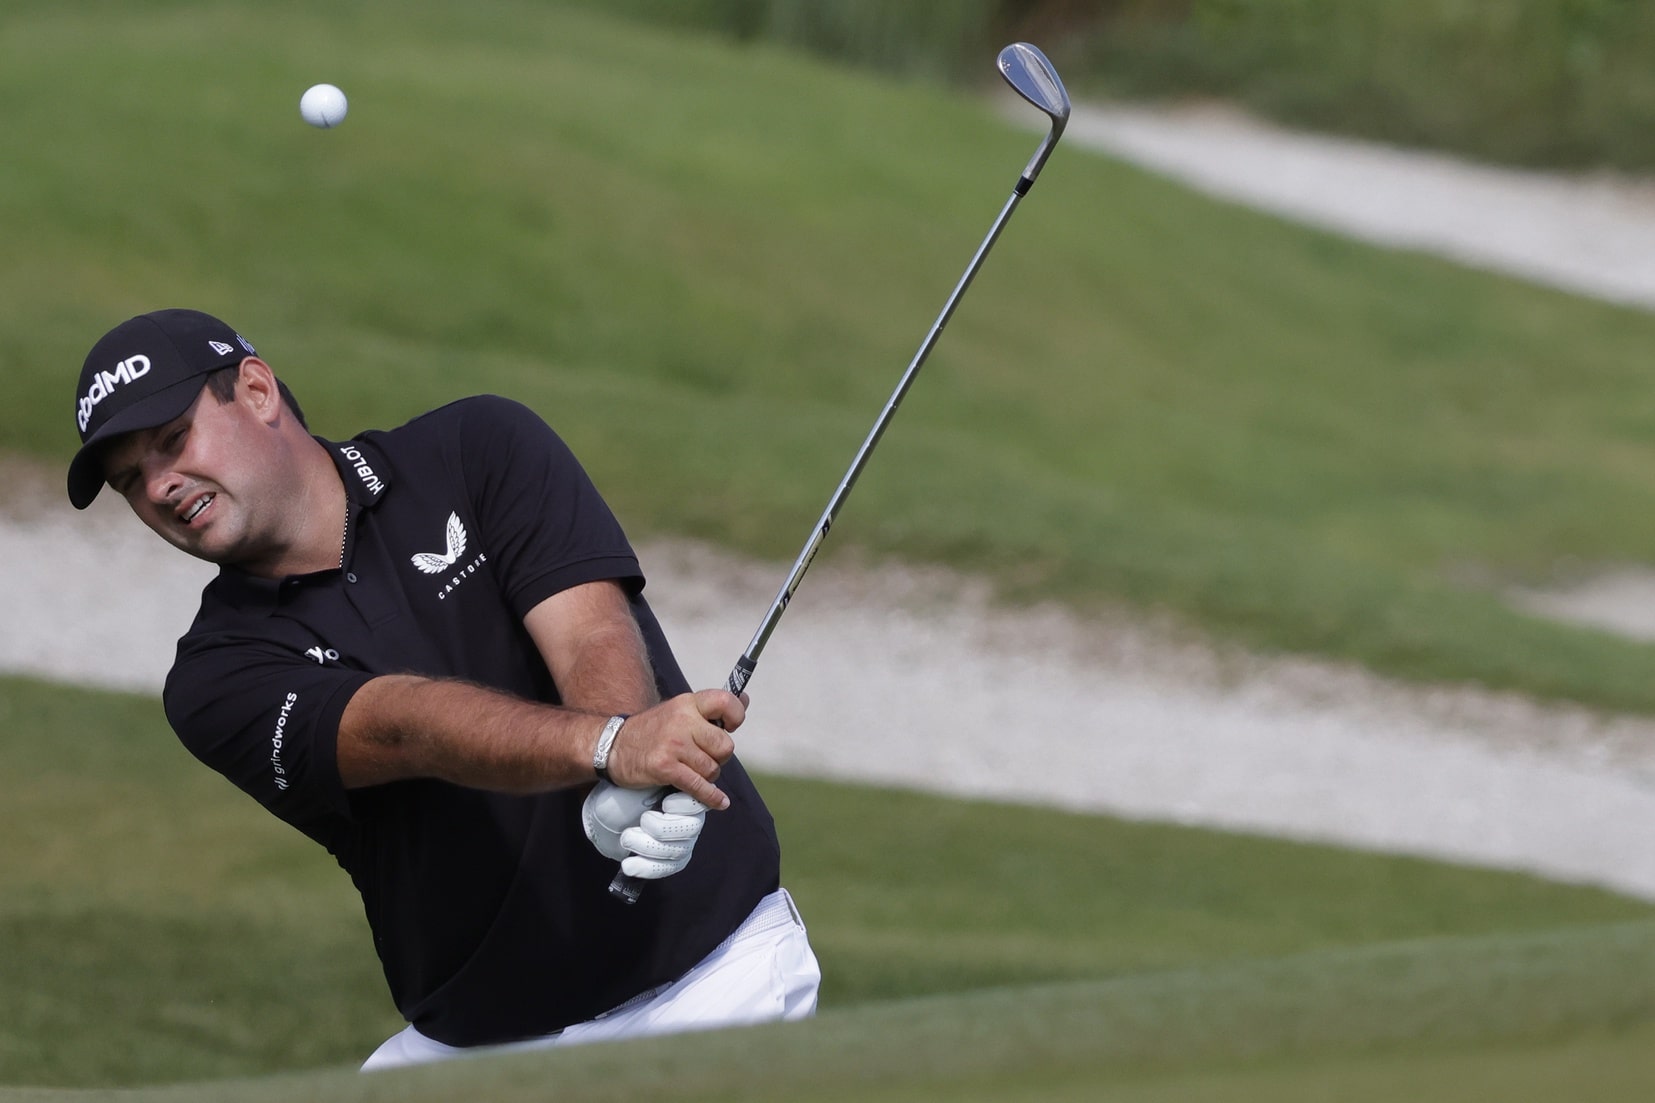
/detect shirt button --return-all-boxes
[346,572,358,584]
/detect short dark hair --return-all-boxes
[204,364,308,428]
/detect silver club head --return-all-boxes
[997,42,1070,186]
[998,42,1070,133]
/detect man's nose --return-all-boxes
[146,465,183,506]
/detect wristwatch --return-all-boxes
[592,714,628,782]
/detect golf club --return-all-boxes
[610,42,1071,904]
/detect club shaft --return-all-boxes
[613,115,1064,904]
[726,184,1028,695]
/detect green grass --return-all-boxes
[2,673,1652,1091]
[0,677,401,1085]
[10,1,1655,714]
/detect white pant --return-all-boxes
[362,888,819,1072]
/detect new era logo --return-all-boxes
[208,341,235,356]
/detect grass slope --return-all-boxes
[2,674,1650,1089]
[7,920,1655,1100]
[7,2,1655,710]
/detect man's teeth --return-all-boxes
[184,494,214,522]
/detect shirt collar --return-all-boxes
[324,435,391,508]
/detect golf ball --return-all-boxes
[300,83,348,129]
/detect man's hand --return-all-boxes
[620,792,711,879]
[582,782,666,860]
[581,784,710,879]
[602,690,744,810]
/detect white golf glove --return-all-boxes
[581,782,710,880]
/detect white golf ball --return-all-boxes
[300,83,348,129]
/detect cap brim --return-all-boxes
[66,375,209,509]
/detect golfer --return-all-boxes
[67,309,820,1070]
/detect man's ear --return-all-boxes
[236,357,283,424]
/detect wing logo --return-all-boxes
[411,512,468,574]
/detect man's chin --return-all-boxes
[161,527,234,566]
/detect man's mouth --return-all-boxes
[182,493,215,524]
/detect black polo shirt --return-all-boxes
[163,395,780,1047]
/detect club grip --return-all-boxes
[728,654,756,696]
[608,868,645,904]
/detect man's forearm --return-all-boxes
[338,674,603,792]
[338,671,746,809]
[553,620,661,716]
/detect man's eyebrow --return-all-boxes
[103,437,147,492]
[105,459,137,492]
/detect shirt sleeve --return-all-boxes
[451,396,643,618]
[164,624,373,845]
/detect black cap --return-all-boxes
[67,309,257,510]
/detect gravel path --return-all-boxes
[14,104,1655,901]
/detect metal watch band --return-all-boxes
[592,714,627,782]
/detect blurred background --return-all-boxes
[7,2,1655,1099]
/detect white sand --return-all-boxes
[1062,101,1655,310]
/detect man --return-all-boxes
[67,308,819,1070]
